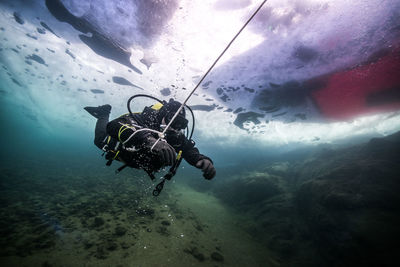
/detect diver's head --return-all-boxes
[159,98,188,130]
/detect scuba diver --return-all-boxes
[84,98,216,192]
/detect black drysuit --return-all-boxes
[95,106,211,174]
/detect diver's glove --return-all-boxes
[146,137,176,167]
[195,159,216,180]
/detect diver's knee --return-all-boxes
[94,139,103,149]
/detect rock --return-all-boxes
[92,217,104,228]
[193,252,205,262]
[114,226,127,236]
[184,247,205,262]
[106,241,118,251]
[156,226,169,236]
[214,172,283,206]
[94,246,107,259]
[293,131,400,266]
[136,208,155,216]
[211,252,224,262]
[83,240,93,249]
[211,131,400,266]
[120,242,130,249]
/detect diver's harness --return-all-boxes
[102,94,195,196]
[100,0,268,196]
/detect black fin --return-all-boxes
[84,104,111,118]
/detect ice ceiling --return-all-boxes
[0,0,400,147]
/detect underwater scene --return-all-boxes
[1,0,400,266]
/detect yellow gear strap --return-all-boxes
[177,150,182,161]
[118,124,136,142]
[151,102,163,110]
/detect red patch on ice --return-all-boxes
[311,47,400,120]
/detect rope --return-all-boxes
[151,0,268,151]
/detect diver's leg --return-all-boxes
[84,104,112,149]
[94,116,109,149]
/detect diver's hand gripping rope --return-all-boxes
[150,0,268,151]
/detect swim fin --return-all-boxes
[84,104,111,119]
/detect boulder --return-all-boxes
[214,172,284,206]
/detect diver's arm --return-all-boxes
[182,139,215,179]
[181,139,213,166]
